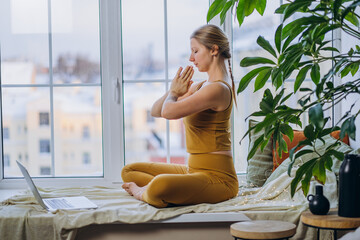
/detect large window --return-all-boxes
[2,1,355,187]
[0,0,103,179]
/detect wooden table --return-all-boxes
[230,220,297,240]
[301,209,360,240]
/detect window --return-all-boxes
[3,127,9,140]
[1,1,354,187]
[4,155,10,167]
[1,0,104,179]
[40,166,51,175]
[82,152,91,165]
[39,139,50,153]
[39,112,50,126]
[82,126,90,139]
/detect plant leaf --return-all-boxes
[257,36,277,58]
[255,0,266,15]
[294,65,312,92]
[244,0,257,16]
[220,1,233,25]
[290,158,317,197]
[254,68,272,92]
[280,124,294,142]
[309,103,324,129]
[236,0,246,26]
[247,133,265,160]
[275,24,283,53]
[240,57,275,67]
[207,0,226,23]
[313,160,326,184]
[344,11,360,27]
[311,63,320,84]
[238,67,272,93]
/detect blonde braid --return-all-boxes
[228,58,237,107]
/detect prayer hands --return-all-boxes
[170,66,194,98]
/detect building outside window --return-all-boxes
[40,166,51,175]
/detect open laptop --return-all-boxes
[16,160,98,211]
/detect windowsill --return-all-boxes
[0,188,250,224]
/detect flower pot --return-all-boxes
[307,185,330,215]
[338,154,360,218]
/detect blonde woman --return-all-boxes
[122,24,238,208]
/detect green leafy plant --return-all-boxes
[208,0,360,196]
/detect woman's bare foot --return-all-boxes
[122,182,147,201]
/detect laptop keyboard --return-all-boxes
[45,198,74,209]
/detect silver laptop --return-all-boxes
[16,160,98,211]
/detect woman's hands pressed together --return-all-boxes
[170,66,194,98]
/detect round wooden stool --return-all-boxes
[230,220,297,240]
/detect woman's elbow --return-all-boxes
[161,109,180,120]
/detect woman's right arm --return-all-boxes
[150,91,169,117]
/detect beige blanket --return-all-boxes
[0,163,339,240]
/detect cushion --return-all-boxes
[246,119,273,187]
[264,134,354,186]
[272,130,350,171]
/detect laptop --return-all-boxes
[16,160,98,211]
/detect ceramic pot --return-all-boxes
[338,154,360,217]
[307,185,330,215]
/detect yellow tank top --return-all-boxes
[183,80,233,153]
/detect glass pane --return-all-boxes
[122,0,165,80]
[124,82,167,164]
[2,87,51,177]
[167,0,209,80]
[51,0,101,84]
[232,2,281,80]
[53,86,103,176]
[0,0,50,85]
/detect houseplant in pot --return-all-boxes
[207,0,360,216]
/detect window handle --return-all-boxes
[112,77,120,104]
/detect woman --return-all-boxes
[121,24,238,208]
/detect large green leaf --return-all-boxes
[313,160,326,184]
[309,104,324,129]
[236,0,246,26]
[283,0,312,21]
[207,0,226,23]
[220,1,233,25]
[238,67,272,93]
[254,68,272,92]
[257,36,277,58]
[275,24,283,53]
[290,158,317,197]
[240,57,275,67]
[247,133,265,160]
[311,63,320,84]
[294,65,312,92]
[280,123,294,142]
[255,0,267,15]
[244,1,257,16]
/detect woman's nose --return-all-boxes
[189,55,194,62]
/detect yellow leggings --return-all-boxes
[121,153,239,208]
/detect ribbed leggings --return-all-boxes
[121,153,239,208]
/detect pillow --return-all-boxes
[264,134,353,186]
[272,130,350,171]
[246,119,273,187]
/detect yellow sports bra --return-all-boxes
[183,80,233,154]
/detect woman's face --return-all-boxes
[189,38,213,72]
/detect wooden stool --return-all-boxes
[230,220,297,240]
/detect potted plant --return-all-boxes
[207,0,360,197]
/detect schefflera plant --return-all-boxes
[207,0,360,196]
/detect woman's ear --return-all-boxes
[211,45,219,56]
